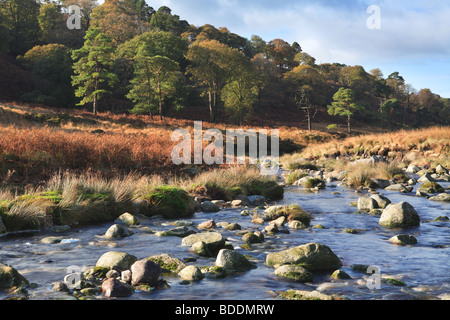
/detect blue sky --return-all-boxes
[145,0,450,98]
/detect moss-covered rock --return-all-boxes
[0,263,29,289]
[200,266,228,279]
[266,243,342,271]
[263,205,311,227]
[278,289,347,300]
[146,254,187,274]
[419,182,445,194]
[138,186,195,219]
[274,264,313,283]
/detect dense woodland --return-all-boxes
[0,0,449,131]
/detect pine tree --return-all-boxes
[72,28,118,115]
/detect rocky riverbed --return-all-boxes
[0,163,449,300]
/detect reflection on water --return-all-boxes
[0,181,449,300]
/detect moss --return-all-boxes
[384,278,407,286]
[419,182,445,193]
[140,185,195,219]
[15,191,62,205]
[147,258,179,273]
[344,228,358,234]
[91,267,109,279]
[303,178,325,189]
[265,204,311,227]
[225,186,243,199]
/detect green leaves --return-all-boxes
[127,45,183,119]
[327,88,364,133]
[71,28,118,113]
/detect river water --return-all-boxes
[0,180,449,300]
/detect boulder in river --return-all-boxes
[429,193,450,202]
[388,234,418,246]
[379,202,420,228]
[200,201,220,212]
[384,184,409,192]
[131,259,161,287]
[370,194,391,209]
[357,197,378,211]
[266,243,342,271]
[178,265,205,281]
[114,213,140,226]
[156,226,197,237]
[104,224,134,239]
[102,278,133,298]
[0,263,29,289]
[182,232,226,257]
[146,254,187,274]
[274,264,313,283]
[215,249,257,272]
[96,251,138,272]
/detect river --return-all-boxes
[0,179,449,300]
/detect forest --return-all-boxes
[0,0,449,131]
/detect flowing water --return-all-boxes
[1,179,449,300]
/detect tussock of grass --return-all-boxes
[0,166,284,232]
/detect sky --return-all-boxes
[145,0,450,98]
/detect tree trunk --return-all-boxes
[208,90,213,122]
[158,80,163,121]
[93,78,98,115]
[347,115,351,133]
[307,107,311,131]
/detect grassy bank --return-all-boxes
[0,166,282,233]
[281,126,450,170]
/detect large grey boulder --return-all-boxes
[104,224,134,239]
[114,212,140,226]
[178,265,205,281]
[102,278,133,298]
[96,251,138,271]
[156,226,197,237]
[266,243,342,271]
[131,259,161,287]
[215,249,257,272]
[429,193,450,202]
[371,194,391,209]
[357,197,378,211]
[182,232,226,256]
[385,184,409,192]
[201,201,220,212]
[379,202,420,228]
